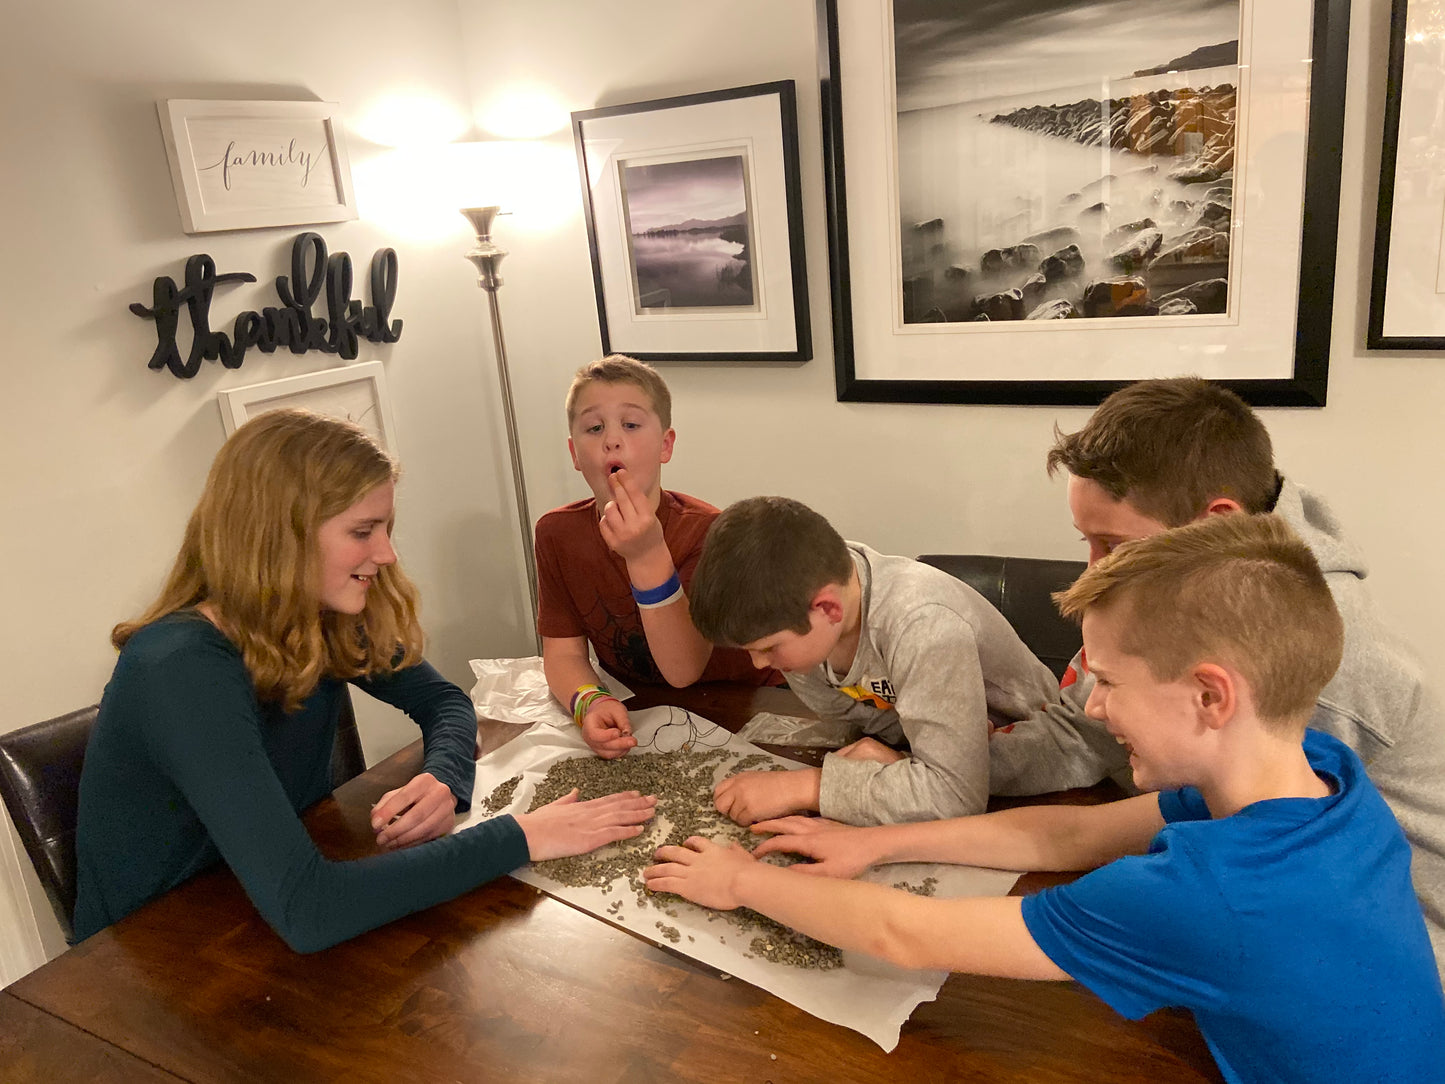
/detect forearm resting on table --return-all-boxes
[844,793,1162,872]
[735,862,1066,980]
[542,636,604,707]
[819,749,984,825]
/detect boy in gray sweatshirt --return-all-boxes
[988,377,1445,981]
[689,496,1060,827]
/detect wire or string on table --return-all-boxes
[636,706,730,753]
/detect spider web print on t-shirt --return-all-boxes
[575,585,662,683]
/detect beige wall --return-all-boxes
[0,0,532,972]
[3,0,1438,976]
[468,0,1442,658]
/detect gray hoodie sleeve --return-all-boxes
[987,652,1130,795]
[817,606,991,825]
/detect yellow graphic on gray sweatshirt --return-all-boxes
[839,677,896,712]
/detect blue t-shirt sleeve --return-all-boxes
[1021,810,1238,1020]
[355,659,478,812]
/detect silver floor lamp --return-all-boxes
[461,205,541,652]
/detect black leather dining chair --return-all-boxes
[330,688,368,792]
[0,690,367,941]
[917,553,1087,680]
[0,706,96,941]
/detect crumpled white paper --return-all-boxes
[458,705,1020,1051]
[468,655,633,728]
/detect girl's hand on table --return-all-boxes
[371,772,456,849]
[514,788,657,861]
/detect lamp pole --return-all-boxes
[461,205,540,652]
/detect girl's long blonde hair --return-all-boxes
[114,408,424,711]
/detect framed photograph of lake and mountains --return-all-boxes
[572,82,811,362]
[817,0,1349,405]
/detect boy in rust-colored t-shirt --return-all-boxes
[535,355,777,759]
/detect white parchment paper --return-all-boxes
[457,705,1020,1051]
[468,655,633,728]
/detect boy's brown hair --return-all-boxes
[1055,513,1343,730]
[689,496,854,646]
[564,354,673,430]
[1046,377,1277,526]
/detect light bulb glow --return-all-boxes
[478,88,571,139]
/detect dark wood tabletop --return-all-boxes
[4,682,1222,1083]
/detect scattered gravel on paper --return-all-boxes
[891,876,939,897]
[480,745,843,971]
[478,772,522,813]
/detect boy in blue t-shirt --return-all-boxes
[644,514,1445,1083]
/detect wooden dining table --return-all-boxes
[3,682,1223,1083]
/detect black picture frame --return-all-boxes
[1367,0,1445,349]
[817,0,1349,406]
[572,81,811,363]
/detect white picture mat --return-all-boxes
[840,0,1313,383]
[216,361,398,454]
[582,92,800,353]
[1381,0,1445,338]
[158,99,358,233]
[459,707,1020,1051]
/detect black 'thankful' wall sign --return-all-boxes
[130,232,403,378]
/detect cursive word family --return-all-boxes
[130,232,403,379]
[200,138,324,190]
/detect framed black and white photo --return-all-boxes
[572,82,811,362]
[818,0,1349,405]
[1368,0,1445,349]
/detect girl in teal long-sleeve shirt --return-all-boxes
[74,409,653,951]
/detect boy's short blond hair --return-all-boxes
[689,496,854,646]
[1055,513,1343,731]
[1046,377,1277,526]
[564,354,673,430]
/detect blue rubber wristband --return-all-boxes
[631,572,682,606]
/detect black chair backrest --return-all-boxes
[331,686,367,789]
[0,690,367,941]
[917,554,1087,680]
[0,705,96,941]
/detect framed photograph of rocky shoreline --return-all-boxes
[817,0,1349,405]
[572,82,811,362]
[1368,0,1445,349]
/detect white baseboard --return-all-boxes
[0,815,47,987]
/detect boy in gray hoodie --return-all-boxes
[688,496,1060,827]
[988,376,1445,980]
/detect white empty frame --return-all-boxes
[217,361,398,455]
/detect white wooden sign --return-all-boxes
[158,99,358,233]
